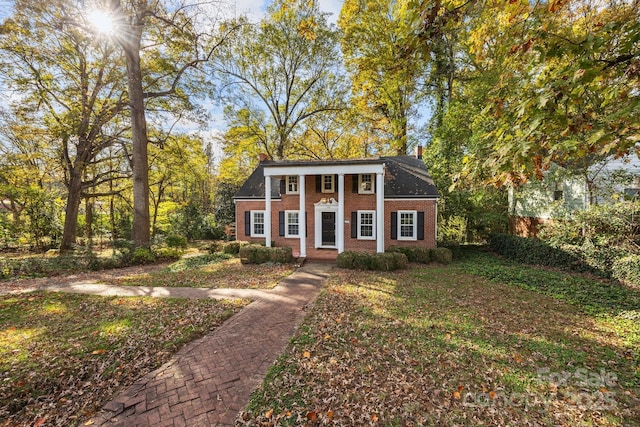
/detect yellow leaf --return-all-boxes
[327,409,334,419]
[92,349,107,355]
[453,391,461,399]
[264,409,274,419]
[371,413,379,422]
[303,351,311,358]
[84,420,95,426]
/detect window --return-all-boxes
[358,174,374,194]
[322,174,335,193]
[251,211,265,237]
[286,176,299,194]
[285,210,300,237]
[553,181,563,201]
[398,210,417,240]
[357,211,376,240]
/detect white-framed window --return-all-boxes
[286,175,299,194]
[321,174,335,193]
[285,210,300,238]
[251,210,265,237]
[357,210,376,240]
[398,210,417,241]
[358,174,374,194]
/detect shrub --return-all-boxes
[239,245,293,264]
[153,247,184,261]
[222,241,250,255]
[165,234,188,249]
[612,255,640,287]
[203,241,224,253]
[488,233,634,278]
[336,251,408,271]
[386,246,432,263]
[131,248,155,264]
[432,247,453,265]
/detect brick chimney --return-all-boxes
[258,153,269,162]
[415,145,423,160]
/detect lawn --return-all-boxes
[102,254,296,289]
[239,250,640,426]
[0,291,249,426]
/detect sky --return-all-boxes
[0,1,346,162]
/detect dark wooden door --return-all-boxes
[321,212,335,246]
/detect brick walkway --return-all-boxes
[77,262,332,427]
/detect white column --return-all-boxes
[265,176,272,247]
[298,175,306,257]
[376,172,384,253]
[337,174,345,253]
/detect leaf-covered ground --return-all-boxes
[239,253,640,426]
[104,255,296,289]
[0,291,249,426]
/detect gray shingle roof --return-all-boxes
[233,156,438,199]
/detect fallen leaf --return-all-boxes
[327,409,334,419]
[91,349,107,355]
[84,420,94,426]
[453,391,461,399]
[303,351,311,358]
[264,408,274,419]
[489,390,496,399]
[307,410,317,421]
[34,418,46,427]
[371,413,379,422]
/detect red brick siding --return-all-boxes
[236,174,437,259]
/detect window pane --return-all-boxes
[253,212,264,235]
[288,176,298,192]
[399,212,414,238]
[359,212,374,238]
[323,175,333,190]
[287,212,299,236]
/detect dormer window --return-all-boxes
[358,174,374,194]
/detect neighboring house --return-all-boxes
[233,152,439,260]
[509,156,640,237]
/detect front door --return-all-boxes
[321,212,336,246]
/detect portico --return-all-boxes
[262,162,386,258]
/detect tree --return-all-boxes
[0,0,129,252]
[459,0,640,186]
[102,0,235,247]
[339,0,427,155]
[214,0,347,160]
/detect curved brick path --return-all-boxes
[40,262,331,427]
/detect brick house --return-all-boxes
[233,153,439,260]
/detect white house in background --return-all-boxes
[509,155,640,237]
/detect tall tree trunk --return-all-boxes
[119,4,151,248]
[60,169,84,253]
[85,197,93,246]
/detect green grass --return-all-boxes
[104,255,296,289]
[239,252,640,426]
[0,291,249,426]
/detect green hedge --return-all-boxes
[386,246,453,265]
[612,255,640,286]
[239,245,293,264]
[336,251,408,271]
[432,247,453,265]
[488,234,638,282]
[222,241,250,255]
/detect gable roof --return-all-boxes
[233,156,439,199]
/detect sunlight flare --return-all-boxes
[87,9,115,34]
